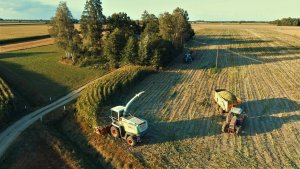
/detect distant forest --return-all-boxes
[271,17,300,26]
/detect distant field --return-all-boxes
[192,23,300,38]
[0,24,80,41]
[0,44,104,106]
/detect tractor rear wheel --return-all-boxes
[110,126,120,138]
[222,122,229,133]
[126,136,137,146]
[226,114,231,123]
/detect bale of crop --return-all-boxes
[76,66,155,127]
[218,91,237,102]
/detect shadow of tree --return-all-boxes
[181,34,300,70]
[138,97,300,144]
[194,35,272,46]
[0,52,55,59]
[241,97,300,135]
[0,61,69,106]
[242,97,300,117]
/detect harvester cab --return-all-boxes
[109,91,148,146]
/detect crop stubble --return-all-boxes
[120,24,300,168]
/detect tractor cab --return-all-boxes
[230,107,243,118]
[110,106,127,122]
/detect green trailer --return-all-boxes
[214,89,241,114]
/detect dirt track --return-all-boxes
[0,38,54,53]
[123,25,300,168]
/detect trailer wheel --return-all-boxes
[235,126,241,135]
[126,136,136,146]
[110,126,120,138]
[222,122,229,133]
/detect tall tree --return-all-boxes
[103,28,126,68]
[122,36,138,65]
[49,2,81,62]
[141,11,159,33]
[80,0,106,57]
[107,12,137,35]
[159,8,194,49]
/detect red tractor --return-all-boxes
[222,107,246,135]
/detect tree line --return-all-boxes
[270,17,300,26]
[49,1,194,69]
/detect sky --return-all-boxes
[0,0,299,21]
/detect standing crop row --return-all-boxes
[0,77,15,121]
[76,66,155,127]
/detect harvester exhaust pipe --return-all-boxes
[124,91,145,115]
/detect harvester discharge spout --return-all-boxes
[124,91,145,115]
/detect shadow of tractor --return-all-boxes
[241,97,300,136]
[141,97,300,144]
[142,115,224,145]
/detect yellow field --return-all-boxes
[121,23,300,168]
[1,23,300,169]
[0,25,49,41]
[0,24,80,41]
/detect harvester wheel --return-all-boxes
[222,122,229,133]
[235,126,241,135]
[110,126,120,138]
[126,136,136,146]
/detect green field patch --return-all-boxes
[0,45,105,106]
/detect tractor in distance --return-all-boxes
[183,49,195,64]
[222,107,246,135]
[109,91,148,146]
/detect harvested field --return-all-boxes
[0,24,80,42]
[0,25,49,41]
[117,24,300,168]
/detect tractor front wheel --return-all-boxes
[222,122,229,133]
[127,136,137,146]
[110,126,120,138]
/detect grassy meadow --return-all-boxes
[0,44,105,106]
